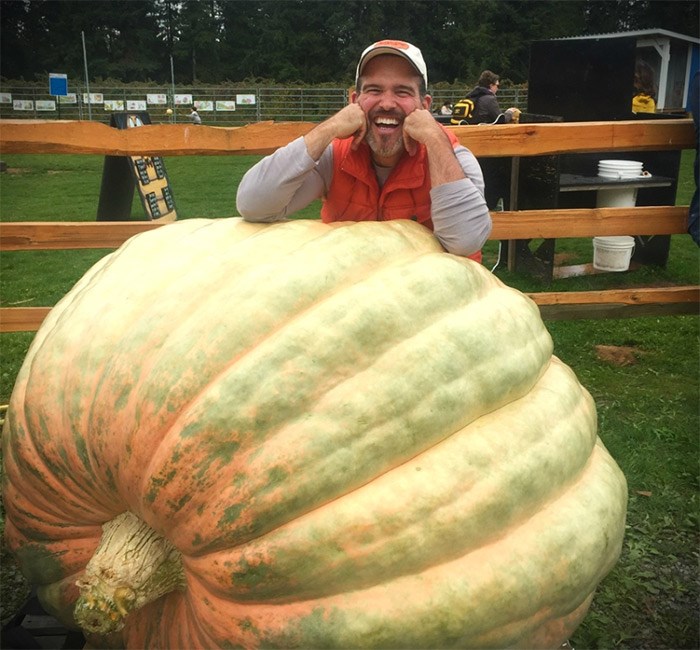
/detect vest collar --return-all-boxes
[339,140,427,190]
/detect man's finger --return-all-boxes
[351,121,367,150]
[403,132,418,157]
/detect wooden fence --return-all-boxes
[0,118,697,331]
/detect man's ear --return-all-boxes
[350,90,358,104]
[423,94,432,111]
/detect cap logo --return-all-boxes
[373,39,410,50]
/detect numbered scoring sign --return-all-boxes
[129,153,176,220]
[124,113,177,221]
[97,112,178,222]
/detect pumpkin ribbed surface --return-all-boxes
[2,218,627,649]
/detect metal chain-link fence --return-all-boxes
[0,85,528,125]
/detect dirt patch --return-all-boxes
[4,168,30,175]
[553,251,579,265]
[595,344,644,366]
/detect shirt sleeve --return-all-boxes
[236,137,333,221]
[429,145,492,257]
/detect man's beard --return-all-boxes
[366,130,404,159]
[365,111,405,159]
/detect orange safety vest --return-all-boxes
[321,127,482,262]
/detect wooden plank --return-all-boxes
[0,221,166,250]
[452,119,695,157]
[529,286,700,321]
[0,307,51,332]
[0,119,693,157]
[0,206,689,251]
[0,120,316,156]
[489,206,689,239]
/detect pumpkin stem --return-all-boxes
[74,511,185,635]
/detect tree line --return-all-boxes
[1,0,697,87]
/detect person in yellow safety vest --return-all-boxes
[632,60,657,114]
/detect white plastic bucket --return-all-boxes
[596,159,642,208]
[597,159,644,178]
[596,187,638,207]
[593,236,636,271]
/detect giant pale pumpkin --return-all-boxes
[2,218,627,649]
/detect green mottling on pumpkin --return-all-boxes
[230,558,274,589]
[298,606,346,645]
[23,460,45,483]
[191,439,240,484]
[220,503,245,528]
[192,532,203,547]
[239,618,255,632]
[215,440,240,464]
[168,492,193,512]
[221,641,247,650]
[35,411,51,441]
[104,465,117,492]
[179,422,201,439]
[114,386,130,411]
[15,543,68,584]
[145,469,177,503]
[17,514,55,541]
[74,434,90,469]
[265,466,288,489]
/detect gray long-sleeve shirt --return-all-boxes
[236,137,492,257]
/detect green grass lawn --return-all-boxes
[0,150,698,648]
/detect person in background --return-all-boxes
[451,70,520,125]
[688,70,699,245]
[439,101,453,115]
[632,60,657,114]
[236,39,491,261]
[190,108,202,124]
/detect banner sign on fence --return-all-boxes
[126,100,147,111]
[0,93,12,104]
[216,100,236,111]
[83,93,104,105]
[13,100,33,111]
[147,93,167,105]
[58,94,78,104]
[194,100,214,111]
[36,100,56,112]
[104,100,125,111]
[236,94,256,105]
[174,94,193,105]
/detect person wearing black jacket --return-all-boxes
[451,70,519,125]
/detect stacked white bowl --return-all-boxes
[597,159,644,180]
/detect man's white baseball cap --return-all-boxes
[355,39,428,87]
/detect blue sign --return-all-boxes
[49,73,68,96]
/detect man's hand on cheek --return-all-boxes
[339,102,368,150]
[403,108,442,154]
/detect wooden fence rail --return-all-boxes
[0,118,697,331]
[0,118,692,157]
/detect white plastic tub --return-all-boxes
[592,236,636,271]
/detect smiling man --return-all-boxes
[236,40,491,260]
